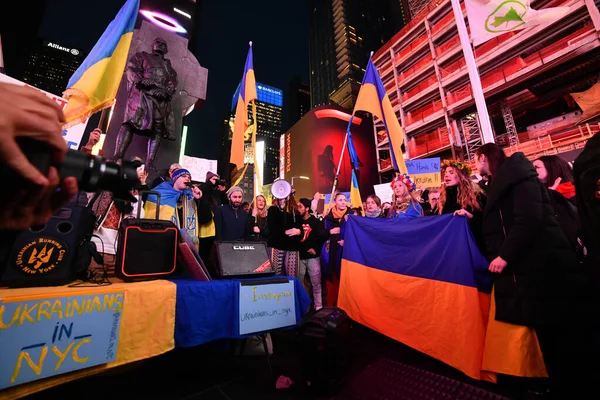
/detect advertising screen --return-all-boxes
[281,106,378,205]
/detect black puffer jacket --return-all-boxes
[483,153,588,327]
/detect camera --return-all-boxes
[216,179,227,187]
[7,138,141,202]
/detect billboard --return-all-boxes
[281,106,378,204]
[231,82,283,110]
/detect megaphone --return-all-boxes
[271,179,292,199]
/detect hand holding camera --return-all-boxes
[0,83,79,230]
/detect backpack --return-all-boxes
[573,133,600,268]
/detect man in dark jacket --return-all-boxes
[297,198,326,310]
[475,144,591,398]
[214,186,251,242]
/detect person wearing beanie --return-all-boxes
[297,198,327,310]
[144,167,210,251]
[214,186,251,242]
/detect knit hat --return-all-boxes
[227,186,243,199]
[298,198,312,211]
[391,173,417,192]
[206,171,219,182]
[171,168,191,184]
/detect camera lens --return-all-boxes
[58,150,140,200]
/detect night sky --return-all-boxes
[39,0,309,161]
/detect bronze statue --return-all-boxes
[114,38,178,169]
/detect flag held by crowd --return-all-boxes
[465,0,569,46]
[353,55,408,174]
[63,0,140,126]
[231,43,257,175]
[338,215,493,379]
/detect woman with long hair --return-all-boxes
[533,155,580,251]
[388,174,422,218]
[475,143,590,396]
[250,195,270,242]
[533,155,575,202]
[267,193,302,277]
[323,193,352,306]
[438,159,486,251]
[364,194,384,218]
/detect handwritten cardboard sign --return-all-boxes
[239,281,296,335]
[373,183,393,204]
[406,157,441,187]
[180,155,218,183]
[0,291,124,389]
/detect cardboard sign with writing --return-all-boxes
[239,281,296,335]
[373,183,393,204]
[180,155,218,183]
[0,291,124,389]
[406,157,441,188]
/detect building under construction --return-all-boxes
[372,0,600,180]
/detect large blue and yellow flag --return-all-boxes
[339,215,493,379]
[353,56,407,174]
[338,214,547,380]
[63,0,139,126]
[231,43,257,172]
[346,117,363,214]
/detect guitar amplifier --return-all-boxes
[215,241,274,278]
[115,191,179,282]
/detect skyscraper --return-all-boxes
[20,40,85,96]
[226,82,284,186]
[287,76,311,128]
[309,0,406,109]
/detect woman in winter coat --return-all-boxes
[438,159,486,252]
[323,193,351,306]
[475,143,590,397]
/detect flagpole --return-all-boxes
[329,120,351,206]
[450,0,495,144]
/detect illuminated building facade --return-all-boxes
[21,40,85,96]
[308,0,407,109]
[372,0,600,181]
[225,82,284,185]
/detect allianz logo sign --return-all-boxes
[47,42,79,55]
[233,245,255,250]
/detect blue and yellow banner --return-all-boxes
[0,290,124,389]
[353,56,407,174]
[338,214,547,380]
[63,0,139,126]
[338,214,493,380]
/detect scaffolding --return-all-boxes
[500,99,519,146]
[459,114,483,161]
[408,0,431,18]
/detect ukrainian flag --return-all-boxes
[353,56,407,174]
[339,215,494,380]
[231,43,257,172]
[63,0,139,126]
[346,117,363,214]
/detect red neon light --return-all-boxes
[315,109,362,124]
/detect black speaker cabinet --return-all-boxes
[215,241,274,278]
[1,206,96,287]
